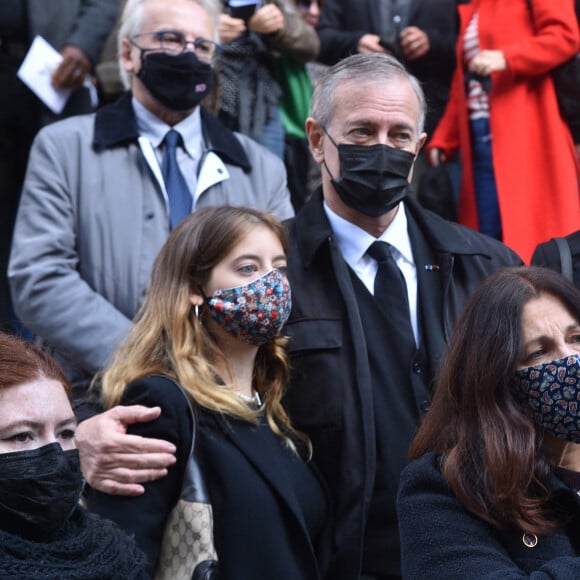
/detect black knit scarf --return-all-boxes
[0,507,148,579]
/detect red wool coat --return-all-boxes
[427,0,580,263]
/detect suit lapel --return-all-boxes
[214,415,316,546]
[407,211,447,382]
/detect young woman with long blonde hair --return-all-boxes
[88,206,329,580]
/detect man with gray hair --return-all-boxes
[280,52,521,579]
[9,0,293,405]
[75,52,522,578]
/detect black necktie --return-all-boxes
[367,241,415,344]
[162,129,192,230]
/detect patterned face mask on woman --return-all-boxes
[513,353,580,442]
[204,268,292,346]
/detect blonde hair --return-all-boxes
[102,206,309,456]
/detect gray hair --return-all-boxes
[117,0,221,89]
[311,53,427,141]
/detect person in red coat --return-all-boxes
[427,0,580,263]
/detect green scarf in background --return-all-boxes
[275,53,313,140]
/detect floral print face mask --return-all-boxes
[205,268,291,346]
[513,353,580,443]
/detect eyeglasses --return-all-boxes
[131,30,221,61]
[297,0,321,7]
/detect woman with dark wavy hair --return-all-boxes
[87,206,329,580]
[397,266,580,578]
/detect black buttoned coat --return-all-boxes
[398,452,580,579]
[283,192,522,579]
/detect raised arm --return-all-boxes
[257,0,320,65]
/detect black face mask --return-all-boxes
[137,50,214,111]
[324,132,416,217]
[0,443,84,540]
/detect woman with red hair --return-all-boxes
[0,333,147,579]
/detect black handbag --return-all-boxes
[153,375,219,580]
[526,0,580,134]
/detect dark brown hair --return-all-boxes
[410,266,580,533]
[0,332,71,398]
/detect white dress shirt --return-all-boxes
[324,201,420,345]
[132,98,221,212]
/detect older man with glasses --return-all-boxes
[8,0,294,412]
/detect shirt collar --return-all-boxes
[132,97,203,159]
[93,93,252,172]
[323,201,414,267]
[378,204,414,265]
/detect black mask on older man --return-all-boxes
[137,50,213,111]
[324,131,415,217]
[0,443,83,540]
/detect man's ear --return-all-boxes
[120,37,136,74]
[415,132,428,156]
[306,117,326,165]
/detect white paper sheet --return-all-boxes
[17,35,72,114]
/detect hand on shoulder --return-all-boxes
[76,405,176,496]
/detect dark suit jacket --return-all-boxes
[316,0,459,136]
[26,0,119,120]
[87,375,329,580]
[398,452,580,579]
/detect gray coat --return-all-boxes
[27,0,119,65]
[8,95,293,376]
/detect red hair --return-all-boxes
[0,333,71,399]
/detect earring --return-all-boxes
[194,304,200,318]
